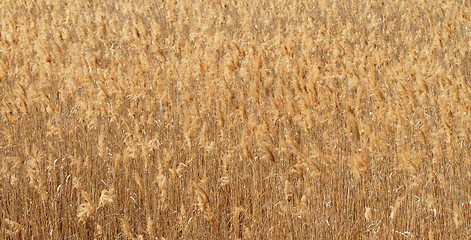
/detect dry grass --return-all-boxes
[1,0,470,239]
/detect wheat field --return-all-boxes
[0,0,470,239]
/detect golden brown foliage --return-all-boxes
[0,0,470,238]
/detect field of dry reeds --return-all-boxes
[0,0,470,239]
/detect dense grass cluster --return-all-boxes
[0,0,470,239]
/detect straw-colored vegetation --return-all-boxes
[1,0,470,239]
